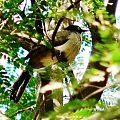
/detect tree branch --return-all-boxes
[0,111,10,120]
[10,32,38,51]
[106,0,118,16]
[52,0,81,44]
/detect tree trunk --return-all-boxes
[35,66,64,119]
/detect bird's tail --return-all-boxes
[10,70,31,103]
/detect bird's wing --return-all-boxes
[51,30,72,46]
[25,45,49,60]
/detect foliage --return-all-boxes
[0,0,120,119]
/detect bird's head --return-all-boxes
[64,25,87,33]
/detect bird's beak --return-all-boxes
[81,29,88,32]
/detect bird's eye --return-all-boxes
[77,26,80,30]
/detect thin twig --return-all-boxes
[83,80,120,100]
[0,18,9,30]
[9,104,36,118]
[65,78,72,98]
[43,20,52,42]
[51,17,64,45]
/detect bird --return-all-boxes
[10,25,87,103]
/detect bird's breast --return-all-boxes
[55,32,81,62]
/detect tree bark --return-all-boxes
[106,0,118,16]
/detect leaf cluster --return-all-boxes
[0,0,120,119]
